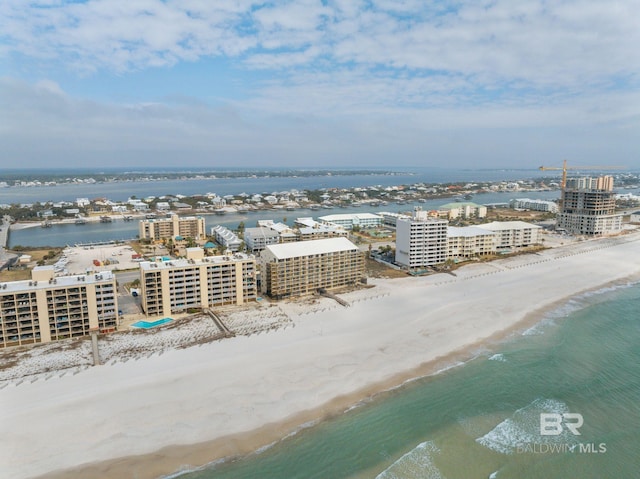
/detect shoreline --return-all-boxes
[3,233,640,479]
[38,275,639,479]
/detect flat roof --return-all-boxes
[476,221,542,231]
[245,226,280,237]
[140,253,254,271]
[0,271,115,294]
[439,202,484,209]
[264,237,358,260]
[448,226,497,237]
[318,213,383,221]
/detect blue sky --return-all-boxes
[1,0,639,169]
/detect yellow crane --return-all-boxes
[539,159,625,188]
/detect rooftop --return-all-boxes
[477,221,542,231]
[318,213,383,221]
[0,271,115,294]
[263,237,358,260]
[448,226,497,237]
[139,253,254,271]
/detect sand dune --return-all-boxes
[1,233,640,479]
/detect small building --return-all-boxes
[630,212,640,224]
[377,211,411,228]
[244,227,280,254]
[447,226,497,259]
[438,202,487,219]
[510,198,559,213]
[212,225,242,252]
[259,237,364,299]
[476,221,541,249]
[318,213,383,230]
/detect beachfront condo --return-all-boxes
[259,237,365,299]
[139,251,257,317]
[557,176,622,236]
[0,266,118,349]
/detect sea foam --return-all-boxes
[376,441,445,479]
[476,398,578,454]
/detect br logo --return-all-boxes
[540,413,584,436]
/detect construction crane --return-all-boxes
[539,159,625,189]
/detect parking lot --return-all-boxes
[61,244,142,275]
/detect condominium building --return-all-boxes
[447,226,497,259]
[318,213,383,230]
[377,212,411,228]
[139,250,256,317]
[510,198,559,213]
[476,221,541,249]
[0,266,118,349]
[395,210,448,270]
[139,215,206,242]
[438,202,487,220]
[244,227,281,254]
[556,176,622,235]
[211,225,242,252]
[259,237,364,299]
[295,217,348,241]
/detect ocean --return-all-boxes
[177,281,640,479]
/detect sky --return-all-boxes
[1,0,639,170]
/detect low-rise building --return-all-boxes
[447,226,497,259]
[438,202,487,219]
[295,217,348,241]
[139,251,256,317]
[318,213,383,230]
[510,198,559,213]
[259,237,364,299]
[211,225,242,252]
[0,266,118,348]
[244,227,281,254]
[476,221,541,249]
[377,211,411,228]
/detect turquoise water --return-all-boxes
[132,318,173,329]
[177,282,640,479]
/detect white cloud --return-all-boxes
[1,0,638,89]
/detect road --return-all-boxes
[0,215,17,271]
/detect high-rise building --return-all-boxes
[395,210,448,270]
[556,176,622,235]
[139,215,206,242]
[0,266,118,348]
[139,251,257,317]
[259,237,364,299]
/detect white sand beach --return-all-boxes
[2,233,640,479]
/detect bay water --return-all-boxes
[178,281,640,479]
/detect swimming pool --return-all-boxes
[131,318,173,329]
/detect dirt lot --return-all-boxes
[365,256,407,278]
[0,248,63,281]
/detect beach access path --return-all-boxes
[1,232,640,479]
